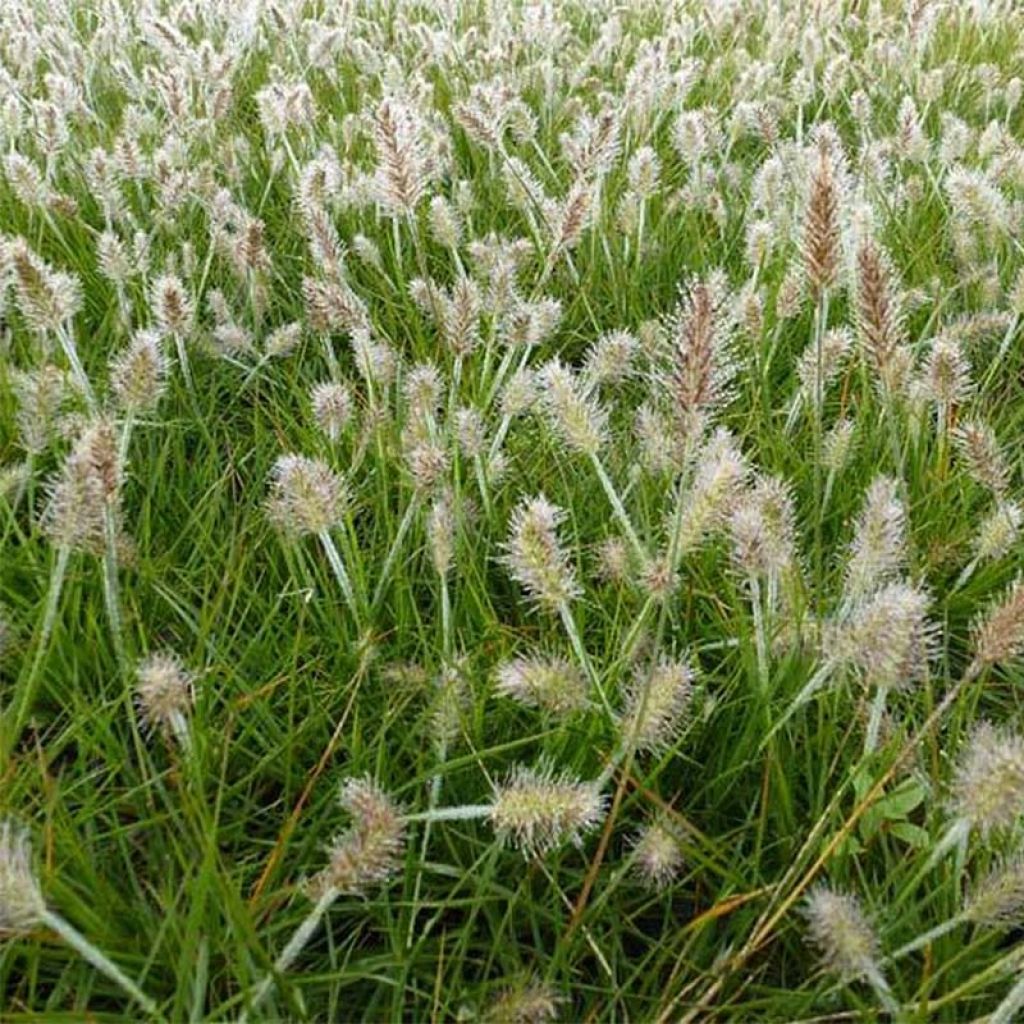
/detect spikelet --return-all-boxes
[265,454,347,537]
[631,817,684,890]
[728,476,797,579]
[151,273,194,338]
[10,237,81,333]
[950,722,1024,836]
[110,330,168,412]
[302,275,370,335]
[618,658,694,753]
[427,490,455,577]
[855,240,908,398]
[501,496,580,610]
[483,978,562,1024]
[830,582,936,692]
[823,418,856,473]
[489,761,605,854]
[537,359,607,456]
[41,420,122,555]
[796,327,851,404]
[970,578,1024,672]
[923,337,972,407]
[975,503,1021,563]
[440,275,481,357]
[10,366,67,454]
[584,330,637,388]
[845,476,906,602]
[135,652,195,738]
[0,820,46,936]
[310,381,353,441]
[371,97,430,218]
[802,145,841,300]
[309,777,406,897]
[495,655,588,715]
[674,429,749,554]
[965,859,1024,926]
[803,885,882,982]
[661,277,736,443]
[954,420,1009,499]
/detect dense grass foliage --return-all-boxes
[3,0,1024,1020]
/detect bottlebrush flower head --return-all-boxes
[537,359,608,456]
[310,380,353,441]
[489,760,605,855]
[951,722,1024,836]
[802,143,843,300]
[495,655,589,715]
[955,420,1010,499]
[965,858,1024,926]
[501,496,580,610]
[829,582,936,692]
[483,978,562,1024]
[10,237,81,333]
[659,274,736,443]
[970,578,1024,672]
[619,658,695,753]
[41,419,122,554]
[309,777,406,897]
[0,819,46,936]
[728,475,797,579]
[135,651,195,737]
[844,476,906,602]
[631,817,684,890]
[266,454,347,537]
[803,885,882,982]
[110,329,168,413]
[150,272,194,337]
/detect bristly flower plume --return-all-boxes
[501,496,580,610]
[266,454,347,538]
[0,819,46,936]
[309,777,406,897]
[489,761,605,855]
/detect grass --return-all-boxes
[2,0,1024,1020]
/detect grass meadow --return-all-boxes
[3,0,1024,1020]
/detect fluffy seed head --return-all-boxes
[924,337,972,407]
[845,476,906,602]
[501,496,580,610]
[490,761,605,854]
[975,503,1021,563]
[0,820,46,936]
[830,582,936,691]
[41,420,122,554]
[661,277,735,443]
[266,454,347,537]
[951,723,1024,835]
[151,272,194,337]
[10,237,81,333]
[483,979,562,1024]
[537,359,607,456]
[311,777,405,896]
[728,476,796,579]
[496,655,589,715]
[797,327,851,402]
[955,420,1009,499]
[135,652,195,737]
[675,429,749,554]
[110,330,168,412]
[631,818,684,890]
[823,418,856,472]
[310,381,353,441]
[11,365,67,454]
[802,146,842,299]
[965,859,1024,926]
[855,240,909,399]
[971,578,1024,671]
[803,885,881,981]
[619,658,695,753]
